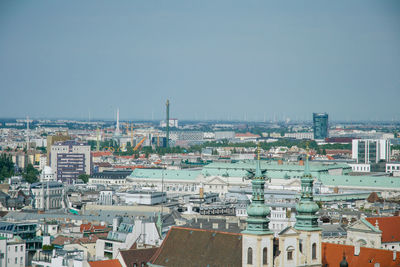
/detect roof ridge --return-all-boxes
[172,226,242,236]
[148,226,173,264]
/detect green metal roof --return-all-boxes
[129,169,200,181]
[201,160,350,178]
[319,174,400,189]
[359,218,382,233]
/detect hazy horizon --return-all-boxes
[1,1,399,121]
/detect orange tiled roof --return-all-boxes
[322,242,400,266]
[235,132,260,138]
[88,259,122,267]
[80,223,109,233]
[365,216,400,243]
[92,151,112,157]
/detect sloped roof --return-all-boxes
[89,259,122,267]
[149,227,242,266]
[365,216,400,243]
[51,235,73,246]
[367,192,382,203]
[119,248,158,267]
[80,223,110,233]
[322,242,400,266]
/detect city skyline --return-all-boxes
[1,1,399,121]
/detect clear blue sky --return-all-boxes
[0,1,399,121]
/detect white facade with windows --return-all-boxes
[349,163,371,173]
[352,139,391,164]
[30,182,64,210]
[386,162,400,175]
[98,191,113,206]
[0,237,26,267]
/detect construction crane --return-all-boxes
[133,137,146,151]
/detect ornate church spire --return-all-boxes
[242,144,272,235]
[294,146,321,231]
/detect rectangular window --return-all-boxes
[287,251,293,260]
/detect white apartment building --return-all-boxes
[0,237,26,267]
[96,218,162,260]
[284,132,314,140]
[352,139,391,164]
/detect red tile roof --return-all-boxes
[235,132,260,138]
[89,259,122,267]
[365,216,400,243]
[92,151,112,157]
[150,227,242,266]
[80,223,109,233]
[322,242,400,266]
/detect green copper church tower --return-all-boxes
[242,146,272,235]
[294,148,321,231]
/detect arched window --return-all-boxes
[247,247,253,265]
[287,246,294,261]
[263,247,268,264]
[312,243,317,259]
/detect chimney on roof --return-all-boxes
[375,220,379,230]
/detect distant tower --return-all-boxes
[116,108,120,136]
[166,100,170,148]
[313,113,328,140]
[113,108,121,145]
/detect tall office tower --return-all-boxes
[50,140,92,184]
[352,139,391,164]
[313,113,328,140]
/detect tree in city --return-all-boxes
[0,153,15,180]
[78,174,90,183]
[23,164,39,183]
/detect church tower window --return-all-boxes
[247,247,253,264]
[312,243,317,259]
[262,247,267,264]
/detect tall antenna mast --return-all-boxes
[166,100,170,148]
[116,108,120,135]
